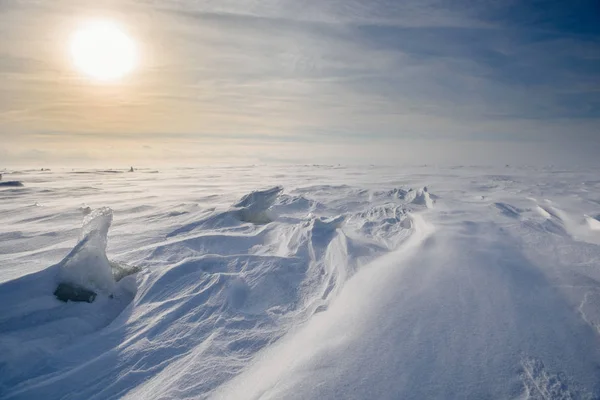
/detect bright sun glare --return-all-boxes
[70,20,137,82]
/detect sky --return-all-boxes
[1,0,599,167]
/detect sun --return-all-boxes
[70,20,137,82]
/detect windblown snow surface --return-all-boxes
[1,165,600,399]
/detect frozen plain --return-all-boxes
[1,165,600,399]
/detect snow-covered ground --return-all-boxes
[1,165,600,399]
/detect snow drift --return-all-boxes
[217,216,600,399]
[1,166,600,399]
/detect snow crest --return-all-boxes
[2,166,600,400]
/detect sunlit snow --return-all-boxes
[1,165,600,399]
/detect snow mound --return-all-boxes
[78,205,92,216]
[374,188,409,199]
[271,194,321,215]
[311,215,345,234]
[404,187,434,208]
[3,167,600,399]
[233,186,282,224]
[0,184,420,400]
[233,186,282,209]
[345,204,412,249]
[58,207,116,294]
[217,217,600,399]
[167,187,284,238]
[374,187,435,208]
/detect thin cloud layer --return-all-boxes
[0,0,599,165]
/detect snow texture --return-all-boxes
[1,165,600,399]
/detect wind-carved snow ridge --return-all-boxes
[6,167,600,399]
[232,186,282,224]
[166,187,283,237]
[374,186,435,209]
[68,185,423,400]
[58,207,116,294]
[404,187,434,208]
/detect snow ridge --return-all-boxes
[1,166,600,399]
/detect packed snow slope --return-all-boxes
[1,165,600,399]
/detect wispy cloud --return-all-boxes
[0,0,599,165]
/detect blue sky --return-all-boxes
[0,0,599,166]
